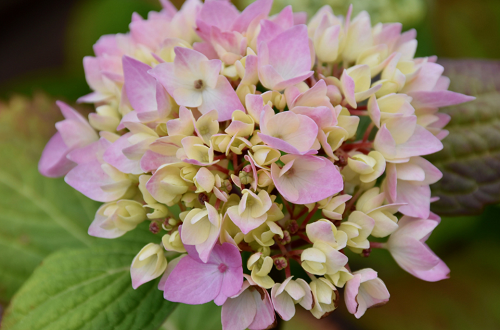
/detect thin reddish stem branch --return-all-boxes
[294,207,309,220]
[370,241,386,249]
[349,110,369,116]
[362,122,375,143]
[232,152,239,170]
[297,232,312,244]
[299,205,319,230]
[211,164,229,174]
[341,142,373,152]
[345,188,363,214]
[282,198,293,216]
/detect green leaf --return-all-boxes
[2,246,176,330]
[160,303,222,330]
[0,95,100,302]
[427,60,500,216]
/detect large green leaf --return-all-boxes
[0,95,100,302]
[161,303,222,330]
[427,60,500,215]
[2,246,176,330]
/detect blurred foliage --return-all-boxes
[238,0,426,27]
[161,303,222,330]
[428,60,500,215]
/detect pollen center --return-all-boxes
[194,79,204,90]
[218,263,228,273]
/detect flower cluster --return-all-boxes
[39,0,474,328]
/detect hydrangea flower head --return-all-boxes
[39,0,474,328]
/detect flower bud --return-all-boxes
[247,252,274,289]
[130,243,168,289]
[89,200,147,238]
[145,203,169,219]
[274,257,288,271]
[310,278,339,319]
[347,151,386,183]
[239,170,254,185]
[180,165,198,182]
[88,105,120,132]
[162,230,186,253]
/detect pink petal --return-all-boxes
[259,111,318,155]
[258,25,312,91]
[344,274,362,315]
[38,132,75,178]
[396,125,443,158]
[248,288,275,330]
[64,160,126,202]
[291,106,335,129]
[140,150,179,172]
[123,56,158,113]
[402,62,444,93]
[222,289,257,330]
[163,254,223,304]
[231,0,272,33]
[396,181,431,219]
[103,133,143,175]
[200,76,244,121]
[271,155,343,204]
[408,90,475,109]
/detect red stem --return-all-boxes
[341,142,373,152]
[370,241,385,249]
[282,198,293,216]
[299,205,319,230]
[362,122,375,143]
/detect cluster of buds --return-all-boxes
[39,0,474,328]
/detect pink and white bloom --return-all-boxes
[163,242,243,306]
[149,47,243,121]
[181,203,222,263]
[271,154,343,204]
[39,101,98,177]
[64,138,136,203]
[345,268,390,318]
[374,121,443,163]
[120,56,171,127]
[384,156,442,219]
[227,189,272,234]
[387,214,450,282]
[221,275,275,330]
[271,277,313,321]
[258,108,319,155]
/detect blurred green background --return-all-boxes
[0,0,499,329]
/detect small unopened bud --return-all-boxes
[334,150,348,167]
[258,246,271,257]
[243,165,252,173]
[239,170,254,185]
[223,179,232,192]
[287,220,299,234]
[274,257,288,270]
[276,231,291,245]
[198,193,209,204]
[362,248,371,257]
[155,123,169,137]
[149,221,160,234]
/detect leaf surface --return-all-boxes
[428,60,500,215]
[2,246,176,330]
